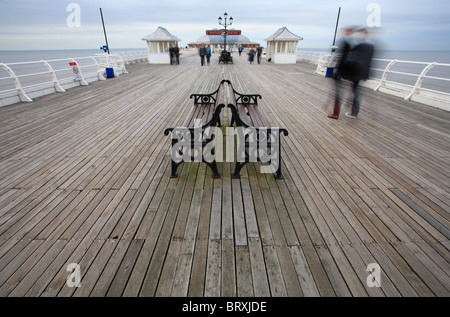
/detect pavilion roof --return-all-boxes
[264,27,303,41]
[142,27,181,42]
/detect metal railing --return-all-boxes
[298,51,450,110]
[371,59,450,99]
[0,50,148,107]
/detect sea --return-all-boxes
[0,48,147,63]
[0,47,449,94]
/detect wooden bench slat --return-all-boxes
[247,104,266,127]
[237,104,252,127]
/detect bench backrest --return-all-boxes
[226,81,263,128]
[184,81,227,128]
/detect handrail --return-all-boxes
[0,63,33,102]
[0,50,148,106]
[298,51,450,105]
[40,60,66,93]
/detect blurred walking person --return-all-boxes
[328,26,355,119]
[345,28,374,118]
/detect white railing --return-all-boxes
[298,51,450,111]
[0,51,148,107]
[297,51,330,65]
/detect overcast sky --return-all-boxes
[0,0,449,51]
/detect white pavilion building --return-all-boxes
[142,27,181,64]
[264,27,303,64]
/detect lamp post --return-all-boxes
[218,12,233,52]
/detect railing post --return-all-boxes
[112,54,128,74]
[405,62,436,100]
[374,59,397,91]
[70,58,88,86]
[104,54,118,77]
[40,60,65,93]
[0,63,33,102]
[89,56,106,81]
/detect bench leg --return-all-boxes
[232,161,247,179]
[170,160,180,178]
[205,161,221,178]
[274,168,283,179]
[274,137,284,179]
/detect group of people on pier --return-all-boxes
[198,44,212,66]
[168,44,265,66]
[197,44,264,65]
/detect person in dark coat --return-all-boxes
[173,45,180,65]
[256,46,263,64]
[328,27,355,119]
[248,48,255,64]
[344,28,374,118]
[169,45,174,65]
[199,44,207,66]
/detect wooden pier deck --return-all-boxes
[0,51,449,298]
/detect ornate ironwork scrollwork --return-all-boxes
[201,95,211,103]
[241,96,251,104]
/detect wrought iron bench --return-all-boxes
[164,80,288,179]
[218,51,233,64]
[226,80,289,179]
[164,81,226,179]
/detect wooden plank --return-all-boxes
[155,163,199,297]
[136,160,192,296]
[204,239,221,297]
[288,245,320,297]
[106,239,144,297]
[90,239,134,297]
[188,167,214,297]
[263,245,287,296]
[248,237,270,297]
[236,245,254,297]
[24,239,81,296]
[171,163,206,296]
[73,239,119,297]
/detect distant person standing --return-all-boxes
[173,45,180,65]
[248,47,255,64]
[169,45,174,65]
[238,46,243,56]
[256,46,263,64]
[199,44,207,66]
[206,45,212,66]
